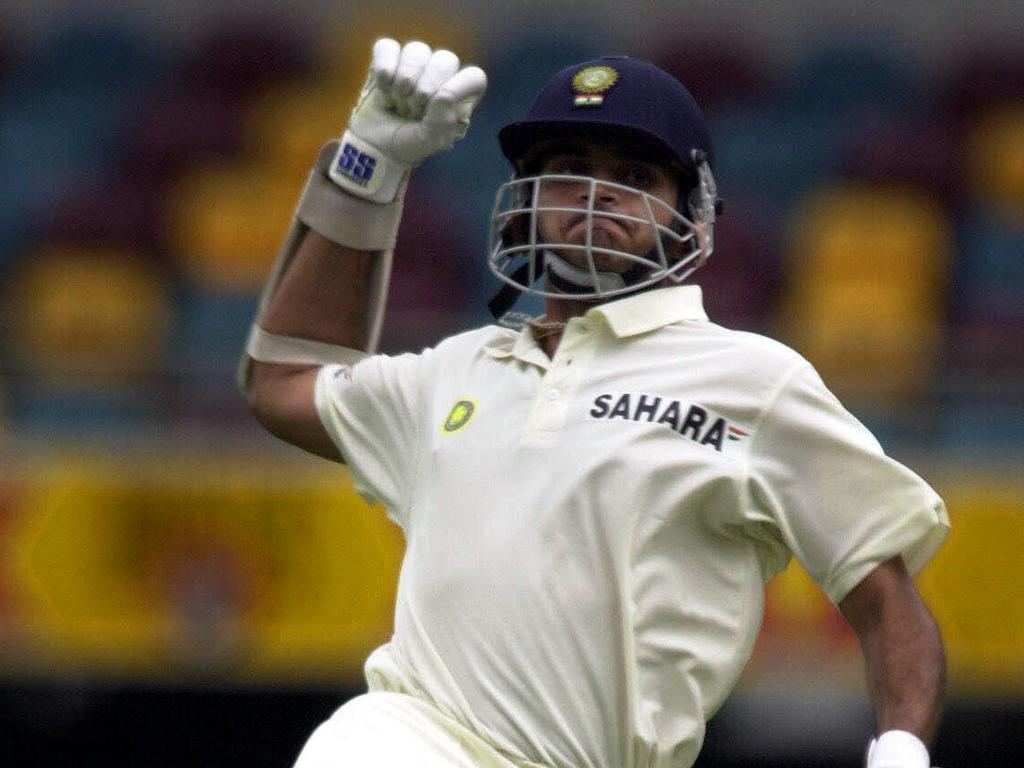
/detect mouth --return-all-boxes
[565,212,632,241]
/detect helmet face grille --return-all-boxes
[487,173,714,301]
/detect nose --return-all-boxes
[578,178,619,207]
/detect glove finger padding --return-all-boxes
[424,65,488,137]
[409,49,462,117]
[334,40,487,203]
[370,37,401,86]
[392,40,433,99]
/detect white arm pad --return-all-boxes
[866,730,931,768]
[237,140,406,394]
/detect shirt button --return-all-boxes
[546,388,560,401]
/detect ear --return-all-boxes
[663,221,710,268]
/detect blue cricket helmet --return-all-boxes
[498,56,715,179]
[486,56,721,320]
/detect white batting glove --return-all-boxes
[866,730,932,768]
[329,38,488,203]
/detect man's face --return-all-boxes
[533,139,682,273]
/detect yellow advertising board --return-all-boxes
[2,450,403,685]
[0,451,1021,695]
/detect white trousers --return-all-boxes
[292,690,550,768]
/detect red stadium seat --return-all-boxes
[653,41,768,114]
[938,51,1024,125]
[838,115,965,207]
[694,195,784,333]
[378,176,477,353]
[177,21,309,99]
[40,172,168,254]
[121,88,248,183]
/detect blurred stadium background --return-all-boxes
[0,1,1022,765]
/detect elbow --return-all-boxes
[244,362,277,428]
[245,361,318,437]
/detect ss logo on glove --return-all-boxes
[335,143,377,185]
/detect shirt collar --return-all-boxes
[482,284,707,365]
[586,284,707,337]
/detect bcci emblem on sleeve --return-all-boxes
[441,397,478,434]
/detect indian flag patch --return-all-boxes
[574,93,605,106]
[571,65,618,108]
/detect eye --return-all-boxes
[546,155,589,176]
[619,162,658,188]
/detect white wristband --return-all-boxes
[328,130,409,204]
[866,730,930,768]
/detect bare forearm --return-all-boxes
[861,591,945,744]
[259,229,381,349]
[840,557,946,747]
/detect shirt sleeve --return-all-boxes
[745,361,950,604]
[314,351,430,525]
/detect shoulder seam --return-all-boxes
[739,359,812,515]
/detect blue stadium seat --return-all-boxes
[938,396,1024,458]
[787,39,921,119]
[957,209,1024,322]
[23,19,155,93]
[0,23,146,270]
[8,386,158,435]
[711,104,842,207]
[171,288,260,427]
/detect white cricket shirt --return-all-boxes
[314,284,949,768]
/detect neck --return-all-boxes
[534,295,599,358]
[543,296,594,325]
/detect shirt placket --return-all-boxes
[520,319,598,446]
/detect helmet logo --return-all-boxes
[572,65,618,107]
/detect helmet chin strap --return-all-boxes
[544,249,629,294]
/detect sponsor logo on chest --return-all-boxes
[589,392,750,454]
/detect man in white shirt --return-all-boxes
[241,38,948,768]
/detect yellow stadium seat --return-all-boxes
[6,244,171,383]
[780,184,950,405]
[317,6,481,89]
[246,80,353,180]
[967,102,1024,218]
[164,160,300,291]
